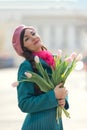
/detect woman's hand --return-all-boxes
[58,99,65,108]
[54,83,68,99]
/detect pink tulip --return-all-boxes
[34,56,40,63]
[57,49,62,59]
[25,72,32,78]
[76,53,83,61]
[12,81,19,87]
[64,57,72,63]
[70,52,77,60]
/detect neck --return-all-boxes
[34,48,43,52]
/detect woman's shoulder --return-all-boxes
[18,60,33,74]
[20,60,31,66]
[20,60,32,67]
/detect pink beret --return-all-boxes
[12,24,35,56]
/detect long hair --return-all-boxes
[20,28,46,95]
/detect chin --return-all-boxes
[35,46,42,52]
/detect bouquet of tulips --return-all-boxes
[12,50,82,123]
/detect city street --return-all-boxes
[0,68,87,130]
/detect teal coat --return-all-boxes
[17,59,69,130]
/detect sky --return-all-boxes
[0,0,87,10]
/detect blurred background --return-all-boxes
[0,0,87,130]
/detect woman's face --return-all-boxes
[23,28,42,52]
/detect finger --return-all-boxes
[58,83,63,88]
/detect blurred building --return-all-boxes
[0,0,87,66]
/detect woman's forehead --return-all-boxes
[25,28,35,33]
[24,28,35,36]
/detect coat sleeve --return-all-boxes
[64,95,69,109]
[17,61,58,114]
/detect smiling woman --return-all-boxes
[11,24,69,130]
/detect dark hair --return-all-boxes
[20,28,47,72]
[20,29,37,72]
[20,28,46,95]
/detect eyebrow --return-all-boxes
[24,30,34,38]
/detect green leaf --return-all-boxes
[35,61,54,88]
[25,71,52,92]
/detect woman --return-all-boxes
[12,24,69,130]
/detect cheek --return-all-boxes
[24,41,31,48]
[25,43,35,51]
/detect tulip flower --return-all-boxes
[34,55,40,63]
[64,57,73,63]
[12,81,19,87]
[25,72,32,78]
[57,49,62,59]
[76,53,83,61]
[70,52,77,60]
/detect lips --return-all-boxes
[34,39,40,45]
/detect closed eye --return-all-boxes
[24,37,30,41]
[31,32,36,36]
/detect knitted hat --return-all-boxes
[12,24,35,56]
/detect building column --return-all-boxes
[41,25,51,49]
[54,26,64,50]
[66,25,76,52]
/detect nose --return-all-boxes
[31,35,37,42]
[31,34,36,39]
